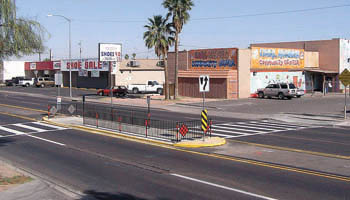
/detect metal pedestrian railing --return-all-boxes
[48,102,79,118]
[48,102,212,142]
[81,104,211,142]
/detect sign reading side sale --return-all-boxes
[99,43,122,62]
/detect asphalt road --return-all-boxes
[233,127,350,156]
[0,86,244,123]
[0,113,349,200]
[1,86,349,158]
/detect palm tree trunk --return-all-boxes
[164,56,170,100]
[174,32,179,99]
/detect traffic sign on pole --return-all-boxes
[201,109,208,133]
[339,69,350,86]
[199,75,210,92]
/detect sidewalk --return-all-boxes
[46,116,350,178]
[0,159,78,200]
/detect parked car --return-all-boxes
[296,88,305,98]
[127,81,163,94]
[97,86,128,97]
[5,76,25,86]
[257,83,298,100]
[18,78,35,87]
[35,77,55,88]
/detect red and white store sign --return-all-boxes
[61,59,110,71]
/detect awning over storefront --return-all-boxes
[304,68,338,74]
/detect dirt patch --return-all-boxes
[0,161,32,192]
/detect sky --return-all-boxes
[12,0,350,61]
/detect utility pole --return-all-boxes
[49,49,52,61]
[78,41,82,59]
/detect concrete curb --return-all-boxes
[174,137,226,148]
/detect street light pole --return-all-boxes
[47,14,72,98]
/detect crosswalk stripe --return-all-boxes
[235,122,293,129]
[191,127,253,135]
[248,121,303,129]
[13,124,48,132]
[0,126,25,135]
[261,121,309,128]
[219,124,283,131]
[212,125,262,133]
[31,122,66,130]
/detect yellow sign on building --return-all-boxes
[251,47,304,69]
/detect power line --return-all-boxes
[191,4,350,21]
[72,4,350,24]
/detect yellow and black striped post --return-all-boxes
[201,109,208,133]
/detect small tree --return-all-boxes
[124,54,129,60]
[132,53,136,60]
[144,15,174,100]
[0,0,47,59]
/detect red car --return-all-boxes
[97,86,128,97]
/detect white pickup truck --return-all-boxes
[18,78,35,87]
[127,81,163,94]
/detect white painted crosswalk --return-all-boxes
[0,122,67,138]
[203,120,315,138]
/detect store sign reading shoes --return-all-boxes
[189,48,238,70]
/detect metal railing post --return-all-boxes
[145,119,148,137]
[210,119,212,137]
[48,104,50,119]
[176,122,179,142]
[96,112,99,128]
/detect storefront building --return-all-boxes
[115,59,164,86]
[168,48,251,99]
[24,61,60,79]
[251,38,350,93]
[60,59,112,89]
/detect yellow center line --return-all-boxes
[229,139,350,160]
[42,118,350,183]
[0,103,47,113]
[0,111,36,121]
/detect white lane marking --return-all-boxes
[219,124,280,131]
[26,135,66,146]
[0,126,25,135]
[212,125,262,133]
[249,121,307,129]
[171,174,277,200]
[190,127,252,135]
[32,122,66,130]
[188,130,235,138]
[234,122,292,129]
[13,124,48,132]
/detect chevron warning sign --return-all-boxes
[201,109,208,132]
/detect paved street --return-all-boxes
[0,113,349,200]
[0,86,350,199]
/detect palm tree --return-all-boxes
[124,54,129,60]
[162,0,194,99]
[143,15,174,100]
[0,0,46,59]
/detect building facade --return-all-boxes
[24,61,60,79]
[167,48,251,99]
[60,59,111,89]
[251,38,350,93]
[249,47,320,96]
[115,59,164,86]
[1,61,26,82]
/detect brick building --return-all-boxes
[167,48,251,99]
